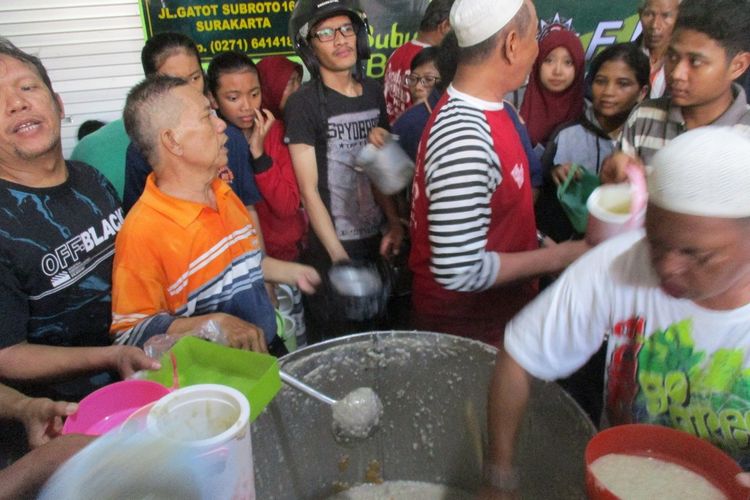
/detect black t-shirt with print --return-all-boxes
[0,161,121,399]
[285,78,389,241]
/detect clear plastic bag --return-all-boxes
[143,319,228,359]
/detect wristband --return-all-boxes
[252,153,273,174]
[484,463,521,492]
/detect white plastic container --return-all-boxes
[146,384,255,500]
[586,183,646,245]
[586,164,648,245]
[355,135,415,195]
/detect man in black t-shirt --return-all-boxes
[0,38,157,406]
[286,0,404,341]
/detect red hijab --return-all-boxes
[519,28,585,147]
[256,56,303,119]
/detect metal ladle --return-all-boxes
[279,370,383,442]
[279,370,336,405]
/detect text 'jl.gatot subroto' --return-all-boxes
[157,2,297,32]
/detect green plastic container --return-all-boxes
[144,336,281,422]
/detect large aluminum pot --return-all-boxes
[252,331,595,498]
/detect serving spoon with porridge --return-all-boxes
[280,370,383,442]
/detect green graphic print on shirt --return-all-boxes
[628,319,750,468]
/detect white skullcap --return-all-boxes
[450,0,524,47]
[647,126,750,218]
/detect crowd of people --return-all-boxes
[1,0,750,495]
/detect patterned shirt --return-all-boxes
[620,84,750,164]
[506,230,750,468]
[111,175,275,347]
[0,161,121,399]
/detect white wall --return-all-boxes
[1,0,144,157]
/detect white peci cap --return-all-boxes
[450,0,524,47]
[647,126,750,218]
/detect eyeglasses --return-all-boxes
[310,23,356,43]
[405,74,441,87]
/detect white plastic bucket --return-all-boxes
[146,384,255,499]
[585,184,645,245]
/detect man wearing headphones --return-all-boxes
[285,0,403,342]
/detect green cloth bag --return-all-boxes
[556,163,600,234]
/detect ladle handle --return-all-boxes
[280,370,336,406]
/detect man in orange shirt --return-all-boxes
[112,76,320,356]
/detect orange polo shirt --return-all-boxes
[111,174,275,346]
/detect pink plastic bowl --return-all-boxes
[62,380,170,436]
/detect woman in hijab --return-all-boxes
[520,27,585,156]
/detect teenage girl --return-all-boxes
[207,53,310,349]
[520,28,586,154]
[207,52,308,264]
[536,42,650,242]
[547,43,650,184]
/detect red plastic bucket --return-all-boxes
[585,424,748,499]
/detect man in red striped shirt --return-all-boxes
[409,0,587,346]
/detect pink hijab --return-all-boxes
[520,28,585,147]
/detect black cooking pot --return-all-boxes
[327,260,392,322]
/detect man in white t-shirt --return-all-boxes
[484,127,750,493]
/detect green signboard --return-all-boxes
[138,0,642,78]
[141,1,299,57]
[534,1,642,60]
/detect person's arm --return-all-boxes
[0,344,158,382]
[112,262,267,353]
[0,262,158,383]
[485,347,532,493]
[372,187,404,258]
[246,109,292,238]
[365,122,405,257]
[289,143,349,263]
[492,242,588,286]
[0,434,95,500]
[0,383,77,448]
[110,257,180,348]
[368,126,389,148]
[599,151,645,185]
[261,256,321,294]
[485,241,620,492]
[165,313,268,353]
[540,126,572,186]
[424,136,588,292]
